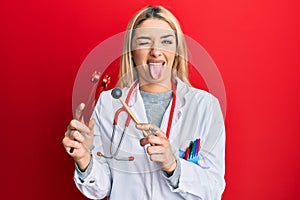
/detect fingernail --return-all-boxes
[80,103,85,109]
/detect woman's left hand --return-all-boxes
[137,123,177,175]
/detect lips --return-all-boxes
[148,60,165,80]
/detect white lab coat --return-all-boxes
[74,79,226,200]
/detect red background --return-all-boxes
[1,0,300,199]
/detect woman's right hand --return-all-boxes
[62,103,95,171]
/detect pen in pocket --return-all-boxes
[183,138,201,160]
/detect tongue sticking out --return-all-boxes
[149,63,164,80]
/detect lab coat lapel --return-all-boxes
[128,83,148,124]
[160,79,190,140]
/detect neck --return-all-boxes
[139,82,172,93]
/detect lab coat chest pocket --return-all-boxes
[170,103,202,157]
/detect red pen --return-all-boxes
[184,147,190,160]
[196,138,201,156]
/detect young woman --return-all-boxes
[63,6,226,200]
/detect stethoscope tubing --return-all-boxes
[98,80,176,161]
[98,82,138,161]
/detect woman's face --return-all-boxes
[131,18,176,89]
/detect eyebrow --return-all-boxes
[160,34,175,39]
[136,36,151,40]
[136,34,175,40]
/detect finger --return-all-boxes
[140,137,150,146]
[154,130,167,139]
[147,145,164,155]
[69,119,91,133]
[136,123,160,135]
[65,129,77,138]
[75,103,85,121]
[62,137,81,150]
[149,153,165,162]
[140,135,164,146]
[88,118,96,131]
[136,123,159,131]
[64,143,73,154]
[64,146,72,154]
[70,131,85,143]
[147,134,165,145]
[65,130,70,137]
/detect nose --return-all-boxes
[150,46,162,57]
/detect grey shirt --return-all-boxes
[140,90,172,127]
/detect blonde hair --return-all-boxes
[119,6,190,87]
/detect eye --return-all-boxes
[138,42,151,46]
[136,39,152,47]
[162,40,173,45]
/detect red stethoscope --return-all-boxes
[97,80,177,161]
